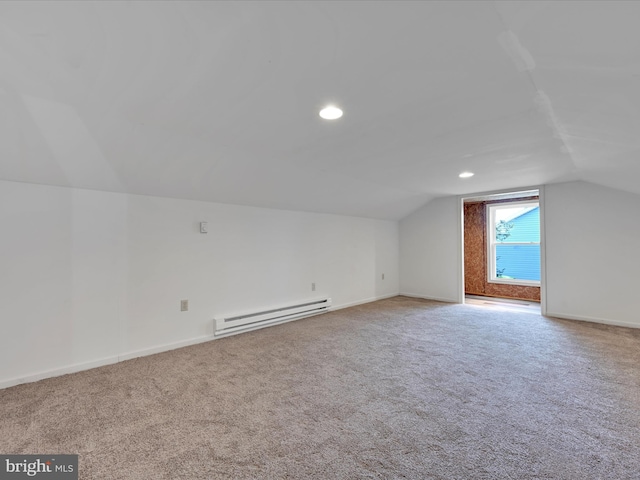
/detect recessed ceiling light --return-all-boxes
[319,105,343,120]
[459,172,474,178]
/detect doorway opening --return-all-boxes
[461,189,541,312]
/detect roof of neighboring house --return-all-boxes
[503,206,539,223]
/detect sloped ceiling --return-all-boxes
[0,1,638,220]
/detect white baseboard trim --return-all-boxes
[545,311,640,330]
[399,292,459,304]
[118,334,214,362]
[0,335,216,391]
[0,355,121,390]
[331,292,400,311]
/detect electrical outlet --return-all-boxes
[180,299,189,312]
[311,282,316,292]
[382,273,385,280]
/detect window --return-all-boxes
[487,201,540,286]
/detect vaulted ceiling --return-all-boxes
[1,1,639,219]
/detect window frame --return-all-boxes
[486,200,541,287]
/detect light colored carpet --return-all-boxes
[1,296,639,479]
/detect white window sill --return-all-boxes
[488,279,540,287]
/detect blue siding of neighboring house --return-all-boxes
[496,207,540,281]
[496,245,540,281]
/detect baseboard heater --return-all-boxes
[214,298,332,337]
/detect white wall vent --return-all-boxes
[214,298,332,337]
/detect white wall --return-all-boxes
[399,195,461,302]
[544,181,640,328]
[0,180,399,388]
